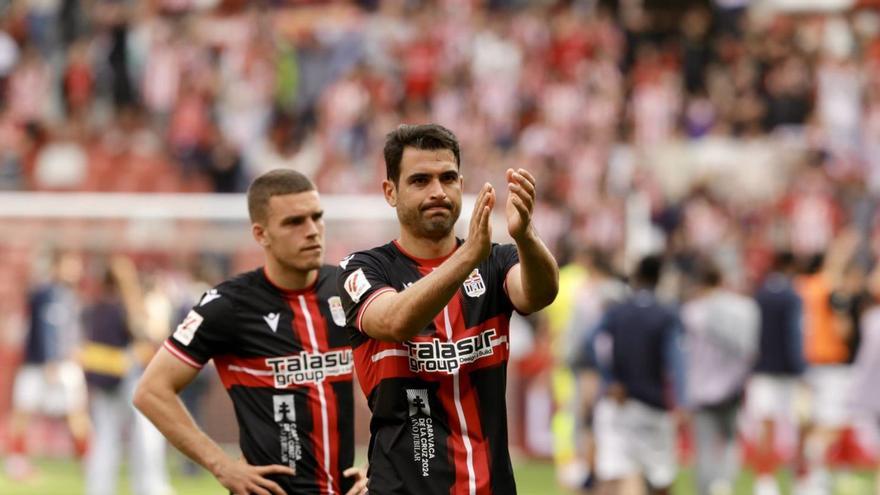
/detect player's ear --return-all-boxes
[382,179,397,207]
[252,223,270,247]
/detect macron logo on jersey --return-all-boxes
[199,289,221,306]
[339,255,355,270]
[264,312,280,332]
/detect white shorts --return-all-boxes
[745,374,801,421]
[807,365,851,428]
[12,361,87,416]
[594,398,677,489]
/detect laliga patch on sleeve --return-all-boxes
[173,310,204,346]
[344,268,371,303]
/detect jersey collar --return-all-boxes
[392,239,461,268]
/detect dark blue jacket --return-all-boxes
[754,273,805,375]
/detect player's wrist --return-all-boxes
[511,225,537,245]
[206,453,232,478]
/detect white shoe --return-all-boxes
[755,476,781,495]
[793,470,830,495]
[708,480,733,495]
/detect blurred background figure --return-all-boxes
[560,247,628,492]
[681,258,759,495]
[746,251,805,495]
[4,250,90,480]
[79,256,172,495]
[589,255,685,495]
[849,264,880,495]
[796,234,860,494]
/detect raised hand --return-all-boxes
[215,457,294,495]
[505,168,536,242]
[463,182,495,265]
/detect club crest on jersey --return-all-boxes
[263,312,280,332]
[173,310,203,346]
[265,349,353,387]
[344,268,371,303]
[463,269,486,298]
[273,395,301,473]
[405,328,506,374]
[328,296,347,327]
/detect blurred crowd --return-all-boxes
[1,0,880,272]
[3,250,222,494]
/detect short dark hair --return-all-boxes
[383,124,461,183]
[634,255,663,289]
[694,257,722,287]
[247,169,315,223]
[772,250,796,273]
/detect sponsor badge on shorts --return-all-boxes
[463,268,486,298]
[344,268,371,303]
[173,310,203,346]
[328,296,347,327]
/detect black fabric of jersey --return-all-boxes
[165,266,354,495]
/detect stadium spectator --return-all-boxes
[4,251,90,481]
[80,256,173,495]
[748,251,805,495]
[588,255,685,495]
[682,258,759,495]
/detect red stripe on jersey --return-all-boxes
[304,293,342,493]
[435,378,470,495]
[445,290,492,494]
[352,340,413,396]
[213,355,275,389]
[210,352,353,390]
[289,293,336,495]
[163,339,204,369]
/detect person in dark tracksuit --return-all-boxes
[746,251,805,495]
[589,255,685,495]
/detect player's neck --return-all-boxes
[264,260,318,292]
[396,229,457,261]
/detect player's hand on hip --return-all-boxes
[463,182,495,265]
[343,465,369,495]
[505,168,536,242]
[216,457,294,495]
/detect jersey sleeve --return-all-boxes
[163,288,235,369]
[337,252,396,333]
[492,243,522,311]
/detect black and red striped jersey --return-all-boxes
[164,266,355,495]
[337,239,521,495]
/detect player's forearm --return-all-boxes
[370,247,480,342]
[513,229,559,312]
[133,384,230,477]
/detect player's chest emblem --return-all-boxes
[327,297,347,327]
[263,312,280,332]
[463,269,486,298]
